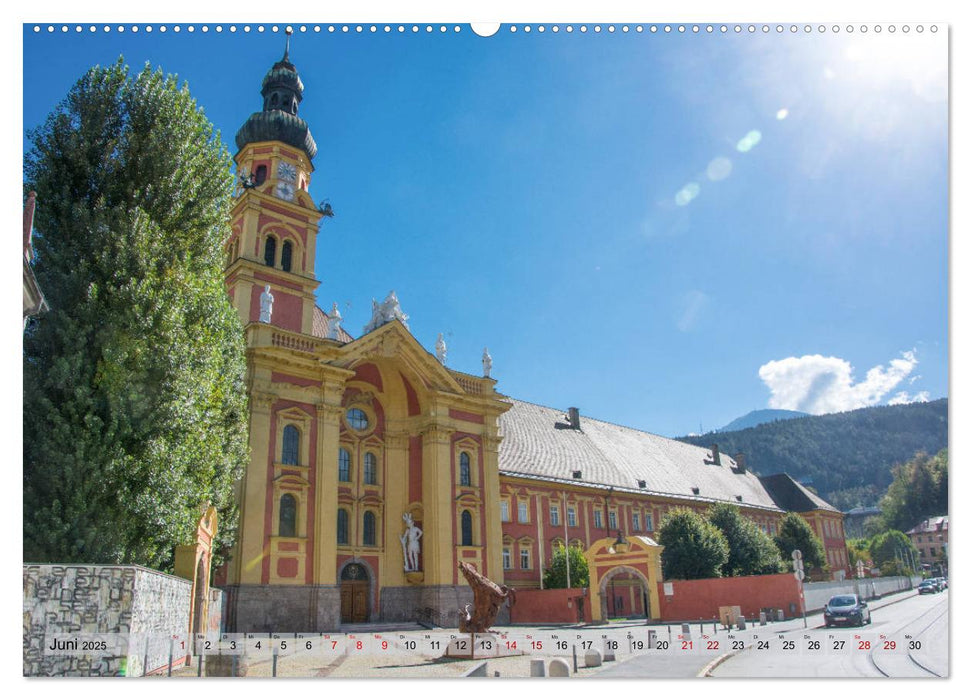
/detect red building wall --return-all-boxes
[509,588,589,624]
[657,573,801,622]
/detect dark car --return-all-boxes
[823,594,871,627]
[918,580,939,595]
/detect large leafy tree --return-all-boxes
[657,508,729,580]
[773,513,826,574]
[707,503,785,577]
[879,450,948,532]
[23,59,248,571]
[869,530,919,574]
[542,545,590,589]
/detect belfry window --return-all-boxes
[364,452,378,485]
[263,235,277,267]
[461,510,473,546]
[282,425,299,465]
[255,165,267,185]
[338,448,351,482]
[459,452,471,486]
[363,511,376,546]
[337,508,349,545]
[270,92,279,108]
[281,241,293,272]
[279,494,297,537]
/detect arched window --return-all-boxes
[270,92,279,108]
[282,425,299,465]
[459,452,471,486]
[263,235,277,267]
[337,508,349,545]
[279,494,297,537]
[364,452,378,485]
[254,165,267,185]
[461,510,473,546]
[363,511,376,546]
[338,448,351,482]
[281,241,293,272]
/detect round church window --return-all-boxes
[346,407,369,431]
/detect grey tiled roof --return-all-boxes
[311,305,354,343]
[758,473,840,513]
[498,399,783,512]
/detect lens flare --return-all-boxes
[675,182,700,206]
[706,157,733,181]
[736,130,762,152]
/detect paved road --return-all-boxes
[711,589,948,678]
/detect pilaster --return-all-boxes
[420,425,454,585]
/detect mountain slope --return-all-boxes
[719,409,809,432]
[677,399,948,510]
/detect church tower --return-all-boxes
[225,34,323,335]
[219,37,509,634]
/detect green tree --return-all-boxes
[879,450,948,532]
[869,530,918,573]
[657,508,729,580]
[773,513,826,574]
[707,503,785,576]
[542,545,590,589]
[846,538,871,568]
[23,59,248,571]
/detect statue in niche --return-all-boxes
[327,302,343,340]
[259,285,274,323]
[435,333,447,365]
[457,561,516,633]
[400,513,423,572]
[482,347,492,378]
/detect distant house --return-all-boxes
[23,191,47,328]
[759,473,850,579]
[906,516,948,574]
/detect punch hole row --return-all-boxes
[32,23,939,35]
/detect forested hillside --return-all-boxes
[677,399,948,510]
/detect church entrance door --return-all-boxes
[340,563,370,623]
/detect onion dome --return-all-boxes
[235,38,317,161]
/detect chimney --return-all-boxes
[568,407,581,431]
[710,444,721,466]
[734,453,745,472]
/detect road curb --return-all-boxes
[697,646,746,677]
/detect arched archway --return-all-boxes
[584,535,664,623]
[597,565,652,620]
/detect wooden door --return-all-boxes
[340,582,369,623]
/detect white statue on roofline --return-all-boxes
[362,290,410,334]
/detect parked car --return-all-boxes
[918,580,939,595]
[934,577,948,590]
[823,594,871,627]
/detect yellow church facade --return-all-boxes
[215,45,849,632]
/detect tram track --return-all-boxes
[867,595,947,678]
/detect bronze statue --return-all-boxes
[457,561,516,633]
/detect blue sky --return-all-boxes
[22,22,948,437]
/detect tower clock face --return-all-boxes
[277,162,297,182]
[275,182,295,201]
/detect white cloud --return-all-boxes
[757,350,921,414]
[888,391,931,406]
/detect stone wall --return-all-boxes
[22,564,211,677]
[223,584,341,632]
